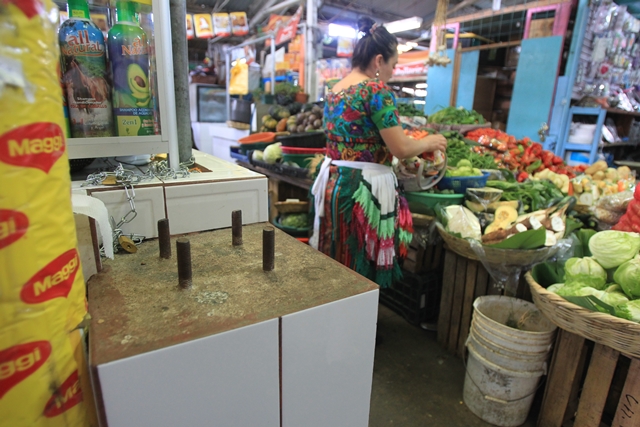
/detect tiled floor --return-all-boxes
[369,304,539,427]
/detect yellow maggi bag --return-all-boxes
[0,318,92,427]
[0,0,86,331]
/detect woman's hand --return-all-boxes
[421,134,447,153]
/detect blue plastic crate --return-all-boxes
[437,172,490,194]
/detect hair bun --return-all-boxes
[357,16,376,34]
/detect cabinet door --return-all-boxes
[96,319,280,427]
[506,36,563,140]
[456,51,480,110]
[425,49,455,115]
[281,290,379,427]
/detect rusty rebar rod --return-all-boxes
[158,218,171,259]
[232,210,242,246]
[263,227,275,271]
[176,238,192,289]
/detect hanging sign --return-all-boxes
[230,12,249,36]
[213,13,231,37]
[194,13,214,38]
[186,14,194,40]
[393,61,428,77]
[275,6,302,45]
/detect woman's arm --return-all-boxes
[380,126,447,159]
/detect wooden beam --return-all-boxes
[459,40,521,52]
[447,0,570,24]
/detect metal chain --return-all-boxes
[83,157,200,256]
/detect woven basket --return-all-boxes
[436,224,559,266]
[526,271,640,359]
[275,201,309,214]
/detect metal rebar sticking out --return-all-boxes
[176,238,192,289]
[263,226,275,272]
[158,218,171,259]
[232,210,243,246]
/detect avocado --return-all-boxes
[127,64,150,100]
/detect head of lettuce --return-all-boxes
[564,257,607,289]
[614,257,640,299]
[588,230,640,269]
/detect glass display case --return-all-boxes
[54,0,178,164]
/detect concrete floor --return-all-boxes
[369,305,539,427]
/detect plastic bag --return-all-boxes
[228,61,248,95]
[442,205,482,240]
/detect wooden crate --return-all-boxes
[402,237,444,275]
[437,249,532,357]
[537,329,640,427]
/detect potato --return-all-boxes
[296,125,306,133]
[592,171,605,181]
[313,119,322,128]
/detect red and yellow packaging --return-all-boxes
[194,13,214,38]
[1,1,92,425]
[0,0,87,330]
[0,320,94,427]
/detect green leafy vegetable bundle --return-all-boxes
[398,103,426,117]
[444,132,496,170]
[487,179,565,212]
[428,106,485,125]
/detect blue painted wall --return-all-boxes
[456,51,480,109]
[425,49,455,115]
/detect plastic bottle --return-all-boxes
[59,0,114,138]
[108,0,154,136]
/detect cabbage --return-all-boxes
[588,230,640,269]
[614,300,640,323]
[555,282,596,297]
[263,142,282,164]
[547,283,565,293]
[614,257,640,299]
[252,150,264,162]
[280,213,309,229]
[599,284,630,307]
[564,257,607,289]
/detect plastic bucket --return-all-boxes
[471,316,554,355]
[472,310,555,348]
[473,296,557,338]
[464,342,544,427]
[467,327,549,373]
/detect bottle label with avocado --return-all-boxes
[108,24,154,136]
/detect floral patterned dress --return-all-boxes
[311,79,413,288]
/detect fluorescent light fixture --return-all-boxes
[415,83,427,89]
[402,87,415,95]
[384,16,423,34]
[414,100,426,104]
[415,89,427,97]
[328,23,356,39]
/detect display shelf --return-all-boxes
[564,143,600,152]
[556,106,606,165]
[63,0,179,167]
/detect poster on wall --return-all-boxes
[186,14,194,39]
[336,37,354,57]
[231,12,249,36]
[213,13,231,37]
[275,6,302,45]
[194,13,214,38]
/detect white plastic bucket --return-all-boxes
[464,342,544,427]
[467,327,549,373]
[472,296,557,339]
[471,317,554,355]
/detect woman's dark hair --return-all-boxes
[352,16,398,70]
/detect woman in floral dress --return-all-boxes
[310,17,447,288]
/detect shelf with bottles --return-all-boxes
[54,0,177,160]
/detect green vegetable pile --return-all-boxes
[280,213,309,229]
[533,230,640,324]
[444,132,496,170]
[487,180,565,212]
[428,106,485,125]
[398,103,426,117]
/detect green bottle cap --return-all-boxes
[115,1,138,23]
[67,0,90,19]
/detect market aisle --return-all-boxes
[369,305,537,427]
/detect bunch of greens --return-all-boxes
[398,103,426,117]
[444,132,496,170]
[486,179,565,212]
[428,106,485,125]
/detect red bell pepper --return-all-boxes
[517,171,529,182]
[552,155,564,165]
